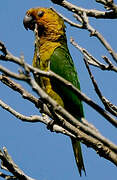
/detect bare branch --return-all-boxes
[0,172,16,180]
[52,8,117,63]
[51,0,117,19]
[0,43,117,128]
[83,57,117,116]
[81,117,100,134]
[0,65,29,80]
[12,74,116,166]
[77,11,117,63]
[0,98,42,123]
[0,75,39,107]
[70,37,112,70]
[51,7,83,28]
[96,0,117,11]
[0,9,117,167]
[0,57,117,167]
[0,75,75,138]
[29,77,117,154]
[102,55,117,71]
[1,65,116,160]
[2,75,116,163]
[1,74,117,157]
[30,67,117,128]
[0,147,35,180]
[1,40,117,128]
[0,97,74,137]
[58,117,117,166]
[0,42,22,66]
[70,37,117,73]
[70,38,117,116]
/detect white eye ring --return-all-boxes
[38,11,44,17]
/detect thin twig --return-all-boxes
[70,38,117,116]
[0,98,74,137]
[96,0,117,11]
[0,75,39,107]
[51,0,117,19]
[79,11,117,63]
[0,172,16,180]
[51,7,83,28]
[70,38,114,70]
[0,65,29,80]
[53,8,117,63]
[84,57,117,116]
[0,147,35,180]
[0,98,42,123]
[70,37,117,72]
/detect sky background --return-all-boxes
[0,0,117,180]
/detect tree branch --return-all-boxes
[96,0,117,11]
[70,38,117,116]
[83,57,117,116]
[78,11,117,63]
[0,1,117,177]
[51,7,83,29]
[0,147,35,180]
[29,76,117,153]
[52,7,117,63]
[0,42,117,127]
[1,74,117,166]
[51,0,117,19]
[70,37,117,72]
[63,0,105,18]
[30,83,117,166]
[0,75,75,138]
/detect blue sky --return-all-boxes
[0,0,117,180]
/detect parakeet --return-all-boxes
[23,7,86,176]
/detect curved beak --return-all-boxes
[23,14,34,30]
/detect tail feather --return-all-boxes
[71,138,86,176]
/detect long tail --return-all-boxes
[71,138,86,176]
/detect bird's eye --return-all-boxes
[38,11,44,17]
[26,13,31,17]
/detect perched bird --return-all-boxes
[23,7,86,176]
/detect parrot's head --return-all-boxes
[23,7,65,40]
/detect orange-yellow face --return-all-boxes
[23,7,65,38]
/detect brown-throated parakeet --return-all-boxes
[23,7,86,176]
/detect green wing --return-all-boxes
[50,44,84,119]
